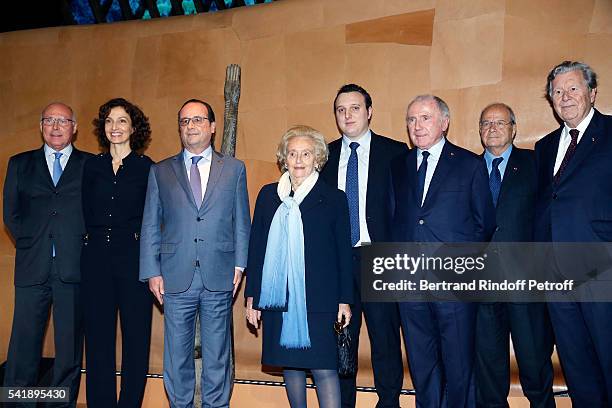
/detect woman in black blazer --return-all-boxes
[81,98,153,407]
[245,125,353,408]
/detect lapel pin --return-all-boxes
[450,152,455,156]
[513,167,518,171]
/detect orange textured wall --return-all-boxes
[1,0,611,390]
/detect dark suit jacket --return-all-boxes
[3,146,92,286]
[245,178,354,312]
[320,132,408,242]
[488,146,536,242]
[535,109,612,242]
[390,140,496,243]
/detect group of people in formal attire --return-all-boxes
[3,59,611,408]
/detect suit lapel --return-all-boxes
[497,147,519,203]
[35,147,55,188]
[366,133,381,207]
[57,148,82,187]
[422,141,454,207]
[557,111,602,184]
[171,152,199,211]
[201,151,224,213]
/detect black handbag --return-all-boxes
[334,319,356,376]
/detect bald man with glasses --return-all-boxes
[3,102,93,407]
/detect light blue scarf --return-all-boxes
[258,170,319,349]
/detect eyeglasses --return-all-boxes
[179,116,209,127]
[479,120,512,129]
[41,117,75,127]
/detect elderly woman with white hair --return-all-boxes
[245,125,353,407]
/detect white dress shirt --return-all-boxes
[184,146,213,198]
[553,107,594,175]
[417,137,446,206]
[44,143,73,178]
[338,129,372,246]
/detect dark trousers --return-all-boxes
[81,240,153,408]
[399,301,476,408]
[3,261,83,408]
[475,303,555,408]
[548,302,612,408]
[339,248,404,408]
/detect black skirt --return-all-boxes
[261,310,338,370]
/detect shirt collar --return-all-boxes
[342,129,372,152]
[418,136,445,160]
[44,143,73,158]
[184,145,212,165]
[484,144,513,166]
[564,107,594,135]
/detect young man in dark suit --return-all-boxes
[3,102,93,407]
[535,60,612,407]
[389,95,496,408]
[475,103,555,408]
[320,84,407,408]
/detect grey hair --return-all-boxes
[407,94,450,120]
[479,102,516,124]
[40,102,77,122]
[276,125,329,171]
[546,61,598,100]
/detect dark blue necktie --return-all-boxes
[346,142,360,246]
[489,157,503,206]
[416,151,430,207]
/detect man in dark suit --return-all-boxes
[3,102,92,407]
[389,95,496,408]
[140,99,250,407]
[535,60,612,407]
[320,84,407,408]
[475,103,555,408]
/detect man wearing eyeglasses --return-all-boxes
[139,99,250,407]
[475,103,555,408]
[3,102,92,406]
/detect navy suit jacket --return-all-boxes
[3,146,92,286]
[245,178,354,312]
[320,132,408,243]
[488,146,536,242]
[535,109,612,243]
[390,140,496,243]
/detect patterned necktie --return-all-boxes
[554,128,579,184]
[416,151,430,207]
[52,152,63,186]
[190,156,203,207]
[489,157,503,207]
[346,142,360,246]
